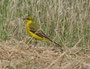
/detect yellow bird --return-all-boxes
[24,16,62,48]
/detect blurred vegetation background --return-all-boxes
[0,0,90,50]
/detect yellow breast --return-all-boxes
[26,22,43,40]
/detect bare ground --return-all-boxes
[0,38,90,69]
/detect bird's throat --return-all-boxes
[27,20,32,24]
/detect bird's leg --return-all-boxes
[33,39,38,47]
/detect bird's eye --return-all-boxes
[27,18,30,20]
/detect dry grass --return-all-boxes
[0,0,90,69]
[0,39,90,69]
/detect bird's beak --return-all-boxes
[23,18,25,20]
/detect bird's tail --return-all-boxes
[43,37,63,51]
[48,38,61,47]
[48,38,63,51]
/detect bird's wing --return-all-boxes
[30,23,49,39]
[30,23,39,32]
[36,30,49,39]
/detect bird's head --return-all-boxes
[24,16,32,23]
